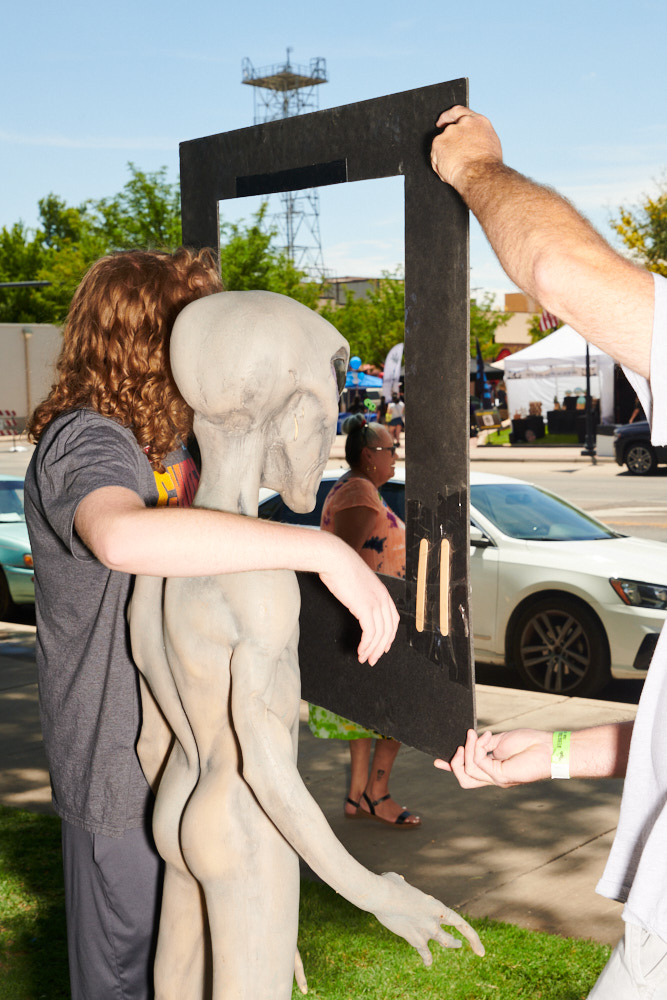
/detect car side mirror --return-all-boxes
[470,524,492,548]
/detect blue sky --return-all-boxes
[3,0,666,302]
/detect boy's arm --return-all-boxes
[430,106,654,377]
[75,485,398,666]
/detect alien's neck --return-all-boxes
[192,417,263,517]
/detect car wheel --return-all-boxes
[625,441,658,475]
[509,595,610,697]
[0,570,11,621]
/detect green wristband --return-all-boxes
[551,731,571,779]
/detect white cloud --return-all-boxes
[0,130,178,151]
[323,238,403,277]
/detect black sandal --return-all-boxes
[361,791,421,828]
[344,796,363,819]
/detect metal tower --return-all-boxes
[242,49,328,278]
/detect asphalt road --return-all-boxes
[477,458,667,545]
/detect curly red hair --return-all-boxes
[28,248,223,467]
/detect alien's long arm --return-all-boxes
[129,574,199,788]
[229,636,484,964]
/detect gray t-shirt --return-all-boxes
[596,273,667,937]
[24,409,198,837]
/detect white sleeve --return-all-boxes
[621,273,667,445]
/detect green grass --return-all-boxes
[0,806,68,999]
[482,427,579,447]
[0,805,609,999]
[294,883,609,999]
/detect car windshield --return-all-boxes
[470,483,617,541]
[0,482,26,523]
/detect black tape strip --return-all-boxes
[236,159,348,197]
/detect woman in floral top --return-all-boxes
[308,414,421,827]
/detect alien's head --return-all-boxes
[170,290,348,512]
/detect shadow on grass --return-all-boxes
[0,806,69,999]
[0,805,608,1000]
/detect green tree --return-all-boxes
[0,222,50,322]
[470,292,510,358]
[92,164,182,251]
[0,198,105,324]
[319,279,511,368]
[219,203,319,307]
[612,180,667,277]
[319,270,405,367]
[35,195,108,322]
[0,165,183,324]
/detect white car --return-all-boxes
[258,468,667,697]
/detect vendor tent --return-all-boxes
[500,325,615,423]
[345,369,383,389]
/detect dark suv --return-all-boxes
[614,421,667,475]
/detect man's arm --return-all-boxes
[75,486,398,666]
[434,723,634,789]
[430,106,654,377]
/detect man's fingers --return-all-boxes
[435,105,474,128]
[463,728,491,775]
[448,743,489,789]
[445,730,500,788]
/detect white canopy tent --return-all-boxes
[500,325,615,423]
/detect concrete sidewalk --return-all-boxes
[0,624,635,947]
[327,432,614,466]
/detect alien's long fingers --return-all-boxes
[434,928,462,951]
[294,948,307,994]
[417,943,434,967]
[445,913,485,957]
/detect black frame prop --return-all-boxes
[180,78,473,759]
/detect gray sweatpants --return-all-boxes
[61,818,163,1000]
[588,921,667,999]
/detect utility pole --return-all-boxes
[242,50,328,278]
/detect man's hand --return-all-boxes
[319,540,399,665]
[430,106,503,193]
[434,728,552,789]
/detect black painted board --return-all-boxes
[297,573,474,761]
[180,78,475,759]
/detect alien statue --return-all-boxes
[129,290,483,1000]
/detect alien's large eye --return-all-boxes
[332,355,347,398]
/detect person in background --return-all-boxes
[387,393,405,445]
[348,392,367,414]
[308,414,421,828]
[628,394,645,423]
[430,105,665,999]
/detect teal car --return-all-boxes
[0,475,34,618]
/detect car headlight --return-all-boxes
[610,577,667,610]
